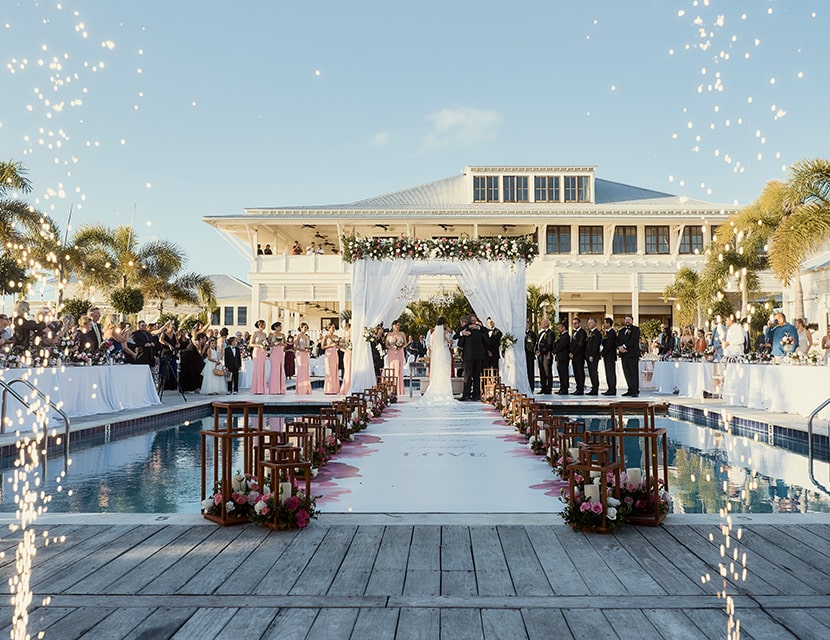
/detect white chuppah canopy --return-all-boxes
[349,258,531,395]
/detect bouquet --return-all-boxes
[500,332,517,355]
[362,327,376,342]
[780,334,795,347]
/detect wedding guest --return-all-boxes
[295,323,312,395]
[11,300,46,351]
[694,329,708,353]
[180,333,206,392]
[218,326,229,352]
[794,318,812,355]
[158,320,180,390]
[680,326,695,351]
[321,322,341,395]
[722,316,745,358]
[263,244,273,255]
[585,318,601,395]
[371,324,386,378]
[485,317,502,371]
[224,336,242,394]
[821,326,830,364]
[617,315,641,397]
[340,322,353,395]
[569,317,587,395]
[268,322,286,394]
[291,240,303,255]
[552,320,571,395]
[535,318,554,394]
[284,331,296,378]
[385,319,408,396]
[457,315,487,401]
[305,242,317,255]
[86,306,103,351]
[0,314,13,349]
[768,312,798,357]
[75,316,95,352]
[130,320,156,366]
[249,320,268,394]
[256,243,264,255]
[525,319,537,392]
[601,317,618,396]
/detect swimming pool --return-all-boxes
[1,413,828,515]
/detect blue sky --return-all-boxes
[1,1,827,282]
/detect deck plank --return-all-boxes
[521,608,575,640]
[365,525,412,596]
[440,608,484,640]
[327,525,384,596]
[441,525,477,596]
[523,526,589,596]
[217,529,299,595]
[481,608,529,640]
[252,523,330,596]
[470,526,514,596]
[76,607,156,640]
[561,608,619,639]
[395,607,440,640]
[1,606,74,639]
[620,527,705,596]
[403,525,441,596]
[605,609,661,640]
[348,608,400,640]
[732,607,799,640]
[215,606,280,638]
[738,526,830,590]
[38,606,116,640]
[642,609,710,640]
[765,608,830,639]
[260,608,319,640]
[121,607,197,640]
[550,527,626,596]
[585,530,666,596]
[497,526,553,596]
[168,607,237,640]
[304,607,359,640]
[769,523,830,561]
[290,525,358,595]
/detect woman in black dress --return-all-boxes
[179,332,207,392]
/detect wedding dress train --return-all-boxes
[416,324,456,406]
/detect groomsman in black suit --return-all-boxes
[224,336,243,394]
[552,321,571,394]
[601,317,618,395]
[130,320,156,367]
[569,317,587,395]
[617,315,641,397]
[87,305,103,351]
[535,318,555,394]
[585,318,601,395]
[485,317,502,370]
[524,319,537,392]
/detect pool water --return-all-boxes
[1,414,828,515]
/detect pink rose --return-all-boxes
[626,482,636,492]
[234,494,248,505]
[580,502,592,512]
[574,474,584,484]
[284,495,301,512]
[624,496,634,505]
[296,508,310,528]
[261,506,269,515]
[213,493,222,506]
[591,501,603,514]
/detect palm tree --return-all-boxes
[0,160,41,250]
[663,267,708,329]
[768,158,830,319]
[526,284,556,332]
[71,224,143,290]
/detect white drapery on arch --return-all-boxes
[456,260,530,395]
[349,257,531,395]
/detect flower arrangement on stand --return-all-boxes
[339,233,539,264]
[201,471,260,522]
[325,433,341,456]
[560,472,629,533]
[548,445,576,478]
[527,434,546,455]
[619,469,671,516]
[350,409,369,433]
[249,486,320,530]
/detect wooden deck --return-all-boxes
[2,517,829,639]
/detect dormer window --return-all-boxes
[564,176,591,202]
[503,176,528,202]
[535,176,560,202]
[473,176,500,202]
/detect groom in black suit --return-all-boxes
[224,336,243,394]
[457,315,488,401]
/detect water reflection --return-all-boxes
[0,414,827,514]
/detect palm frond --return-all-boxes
[0,160,32,195]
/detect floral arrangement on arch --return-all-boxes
[560,471,630,533]
[340,234,539,264]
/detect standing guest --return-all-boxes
[768,312,799,357]
[601,317,618,396]
[657,323,673,356]
[321,322,341,395]
[130,320,156,366]
[263,244,273,255]
[268,322,286,394]
[306,242,317,255]
[218,326,229,352]
[249,320,269,395]
[741,319,751,353]
[224,336,242,394]
[86,306,103,351]
[694,329,708,354]
[710,316,726,359]
[200,337,227,395]
[722,316,745,358]
[457,316,488,401]
[385,320,408,396]
[294,322,312,395]
[284,331,296,378]
[75,316,94,352]
[179,333,206,392]
[617,315,641,397]
[569,317,587,395]
[821,326,830,364]
[158,321,180,391]
[552,321,571,395]
[371,324,386,379]
[585,318,601,395]
[340,322,353,395]
[11,301,46,351]
[535,317,554,394]
[525,319,537,392]
[256,243,264,255]
[794,318,812,355]
[0,314,13,350]
[680,326,695,352]
[485,317,502,371]
[291,240,303,255]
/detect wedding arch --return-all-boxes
[343,235,537,396]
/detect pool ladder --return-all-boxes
[807,396,830,495]
[0,378,71,472]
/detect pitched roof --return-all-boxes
[209,274,251,299]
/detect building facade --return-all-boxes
[203,165,781,331]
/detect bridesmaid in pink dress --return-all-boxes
[249,320,268,395]
[268,321,286,394]
[385,319,409,396]
[339,322,352,395]
[295,322,312,395]
[321,322,340,395]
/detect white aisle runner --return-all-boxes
[314,398,566,513]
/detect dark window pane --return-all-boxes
[645,226,670,254]
[237,306,248,327]
[579,226,603,254]
[546,225,571,254]
[223,306,234,326]
[612,226,637,254]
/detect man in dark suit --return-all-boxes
[569,317,587,395]
[585,318,601,395]
[130,320,156,367]
[617,314,641,397]
[485,317,502,370]
[86,305,103,351]
[535,318,554,394]
[458,316,488,400]
[224,336,243,394]
[601,317,618,395]
[552,321,571,394]
[524,319,537,392]
[371,324,386,378]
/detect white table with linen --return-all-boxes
[651,361,720,399]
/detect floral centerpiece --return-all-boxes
[527,434,546,455]
[249,487,320,530]
[325,433,341,456]
[201,471,260,521]
[560,474,630,533]
[548,445,575,478]
[780,333,795,354]
[340,234,539,264]
[618,470,671,515]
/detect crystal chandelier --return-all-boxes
[429,284,455,307]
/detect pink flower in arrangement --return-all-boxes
[249,480,259,491]
[296,508,310,528]
[260,505,270,516]
[284,495,301,512]
[624,496,634,505]
[574,474,584,484]
[247,491,260,505]
[234,494,248,505]
[634,499,647,510]
[213,493,222,506]
[580,502,592,513]
[591,501,604,514]
[625,482,636,492]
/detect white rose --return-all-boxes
[607,497,621,507]
[231,473,246,492]
[254,500,266,514]
[225,501,235,512]
[607,507,618,521]
[311,468,319,478]
[201,498,213,511]
[263,485,271,495]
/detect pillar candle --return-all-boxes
[584,484,600,502]
[626,468,643,485]
[279,482,293,504]
[568,447,580,460]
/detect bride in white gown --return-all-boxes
[417,316,456,405]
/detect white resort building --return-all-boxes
[203,165,781,331]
